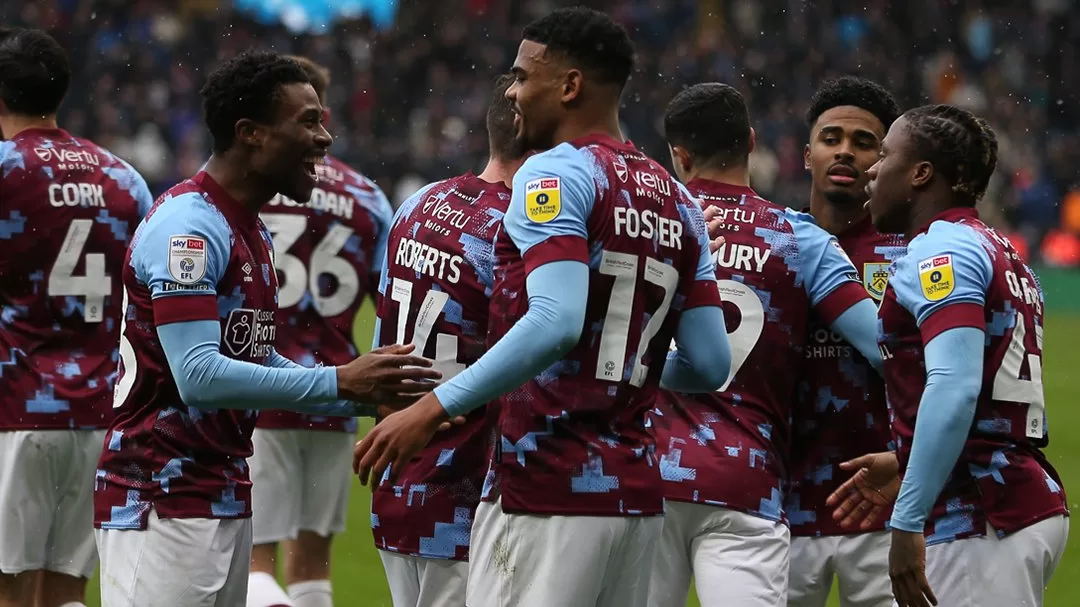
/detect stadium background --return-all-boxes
[4,0,1078,604]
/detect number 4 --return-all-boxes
[991,311,1046,439]
[49,219,111,323]
[389,277,467,381]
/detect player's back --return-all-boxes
[787,216,906,535]
[257,155,392,432]
[370,172,510,559]
[650,179,865,521]
[0,127,150,430]
[879,207,1067,541]
[487,136,718,516]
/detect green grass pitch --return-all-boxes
[84,305,1080,606]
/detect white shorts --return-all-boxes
[0,429,104,578]
[378,551,468,607]
[467,497,662,607]
[917,516,1069,607]
[788,532,892,607]
[248,429,353,544]
[95,508,252,607]
[648,500,789,607]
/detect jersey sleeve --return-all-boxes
[891,222,992,344]
[353,179,394,277]
[131,192,232,326]
[786,209,868,324]
[504,144,595,274]
[676,181,723,310]
[113,157,155,219]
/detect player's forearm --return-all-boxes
[157,320,356,416]
[434,260,588,418]
[829,299,884,375]
[265,348,376,417]
[661,305,730,392]
[890,326,984,532]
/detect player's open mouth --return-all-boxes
[301,155,323,181]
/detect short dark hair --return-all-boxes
[487,74,522,161]
[286,55,330,101]
[904,104,998,206]
[522,7,634,88]
[806,76,900,131]
[0,28,70,116]
[200,50,311,153]
[664,83,751,169]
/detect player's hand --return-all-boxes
[353,392,450,486]
[336,344,442,405]
[703,205,727,254]
[889,530,937,607]
[826,451,900,530]
[375,404,466,432]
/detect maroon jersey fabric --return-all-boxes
[788,215,907,536]
[879,207,1067,543]
[370,173,508,560]
[483,136,722,517]
[649,180,868,522]
[0,127,150,430]
[257,156,392,432]
[94,172,279,528]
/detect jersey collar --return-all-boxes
[912,206,980,237]
[685,178,758,200]
[571,133,638,154]
[192,171,258,227]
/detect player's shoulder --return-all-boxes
[326,155,393,221]
[0,139,23,178]
[518,143,593,183]
[140,182,230,237]
[906,218,987,265]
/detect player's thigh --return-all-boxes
[378,551,422,607]
[96,509,246,607]
[788,536,838,607]
[647,501,699,607]
[688,505,789,607]
[0,431,61,574]
[415,556,469,607]
[466,498,617,607]
[297,430,354,538]
[249,429,302,545]
[45,429,104,580]
[980,516,1070,607]
[921,535,983,607]
[599,514,663,607]
[835,531,892,607]
[213,518,253,607]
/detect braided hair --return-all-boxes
[902,104,999,206]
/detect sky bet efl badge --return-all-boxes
[168,235,207,285]
[919,254,955,301]
[525,177,561,223]
[863,262,890,300]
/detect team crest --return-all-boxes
[524,177,561,223]
[863,262,890,300]
[918,254,955,301]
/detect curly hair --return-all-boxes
[286,55,330,102]
[806,76,900,131]
[664,83,751,169]
[200,50,311,153]
[522,7,634,88]
[903,104,999,206]
[0,28,70,116]
[487,73,523,161]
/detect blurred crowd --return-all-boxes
[6,0,1080,264]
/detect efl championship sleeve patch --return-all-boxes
[168,235,208,285]
[918,254,955,301]
[524,177,562,224]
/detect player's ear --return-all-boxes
[912,160,934,188]
[235,118,261,148]
[803,143,811,171]
[561,68,583,104]
[748,127,756,156]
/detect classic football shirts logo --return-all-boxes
[223,308,276,359]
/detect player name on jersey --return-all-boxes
[266,163,355,220]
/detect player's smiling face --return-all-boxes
[866,115,919,234]
[506,39,570,151]
[254,81,332,203]
[806,106,885,207]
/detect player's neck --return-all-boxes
[809,191,868,235]
[687,165,750,188]
[478,156,525,188]
[0,114,59,139]
[551,109,624,148]
[203,155,277,211]
[905,196,956,239]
